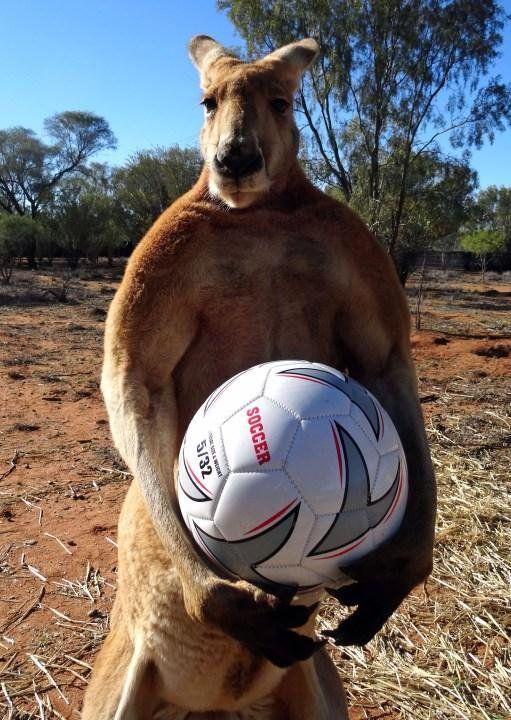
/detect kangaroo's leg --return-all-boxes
[275,647,348,720]
[82,614,159,720]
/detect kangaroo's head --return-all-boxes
[189,35,319,209]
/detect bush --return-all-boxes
[0,215,44,283]
[460,229,506,280]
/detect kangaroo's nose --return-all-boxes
[214,147,263,179]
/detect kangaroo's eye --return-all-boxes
[201,97,217,115]
[270,98,290,114]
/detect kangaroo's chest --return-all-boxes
[174,227,346,428]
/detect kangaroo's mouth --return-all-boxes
[208,164,271,208]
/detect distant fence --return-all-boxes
[409,250,511,273]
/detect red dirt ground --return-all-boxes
[1,266,510,719]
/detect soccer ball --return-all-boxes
[177,361,408,591]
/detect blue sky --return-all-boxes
[1,0,510,189]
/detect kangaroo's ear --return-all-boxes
[259,39,319,89]
[188,35,237,77]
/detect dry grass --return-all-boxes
[321,380,511,719]
[0,564,109,720]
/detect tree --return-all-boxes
[113,146,202,242]
[220,0,511,266]
[329,145,477,282]
[460,228,506,280]
[0,214,44,283]
[43,145,200,268]
[335,130,477,280]
[49,171,125,269]
[470,185,511,249]
[0,111,116,267]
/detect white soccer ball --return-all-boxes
[177,361,408,591]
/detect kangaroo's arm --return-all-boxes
[101,219,320,667]
[327,235,436,645]
[101,209,199,554]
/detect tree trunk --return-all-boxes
[388,152,412,258]
[66,251,80,271]
[481,254,487,282]
[0,264,13,284]
[25,240,38,270]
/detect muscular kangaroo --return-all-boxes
[82,36,435,719]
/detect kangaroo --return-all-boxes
[82,36,435,719]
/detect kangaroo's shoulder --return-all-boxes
[129,183,217,275]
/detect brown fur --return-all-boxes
[82,482,346,719]
[82,36,435,718]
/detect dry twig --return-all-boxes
[0,451,19,482]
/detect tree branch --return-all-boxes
[298,88,351,199]
[309,66,352,197]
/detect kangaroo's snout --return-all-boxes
[214,142,263,179]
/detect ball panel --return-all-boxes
[178,446,210,504]
[371,449,400,499]
[188,515,224,540]
[304,458,406,570]
[301,512,363,582]
[199,502,301,587]
[337,416,380,489]
[259,359,310,373]
[303,514,337,556]
[349,395,400,455]
[178,483,213,524]
[308,507,373,556]
[187,516,239,577]
[340,378,382,442]
[202,365,269,425]
[304,361,346,377]
[254,563,328,589]
[371,458,408,548]
[213,471,298,541]
[284,419,346,516]
[304,527,375,569]
[248,501,316,568]
[178,424,228,503]
[301,553,356,583]
[375,403,402,454]
[264,365,351,419]
[221,396,300,473]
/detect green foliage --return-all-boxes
[348,149,476,248]
[460,229,505,255]
[219,0,511,270]
[0,105,200,266]
[0,128,48,215]
[0,214,44,254]
[113,146,202,241]
[44,111,116,169]
[44,144,202,267]
[0,112,117,222]
[470,186,511,249]
[0,214,44,282]
[49,170,126,269]
[460,227,506,279]
[7,144,202,268]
